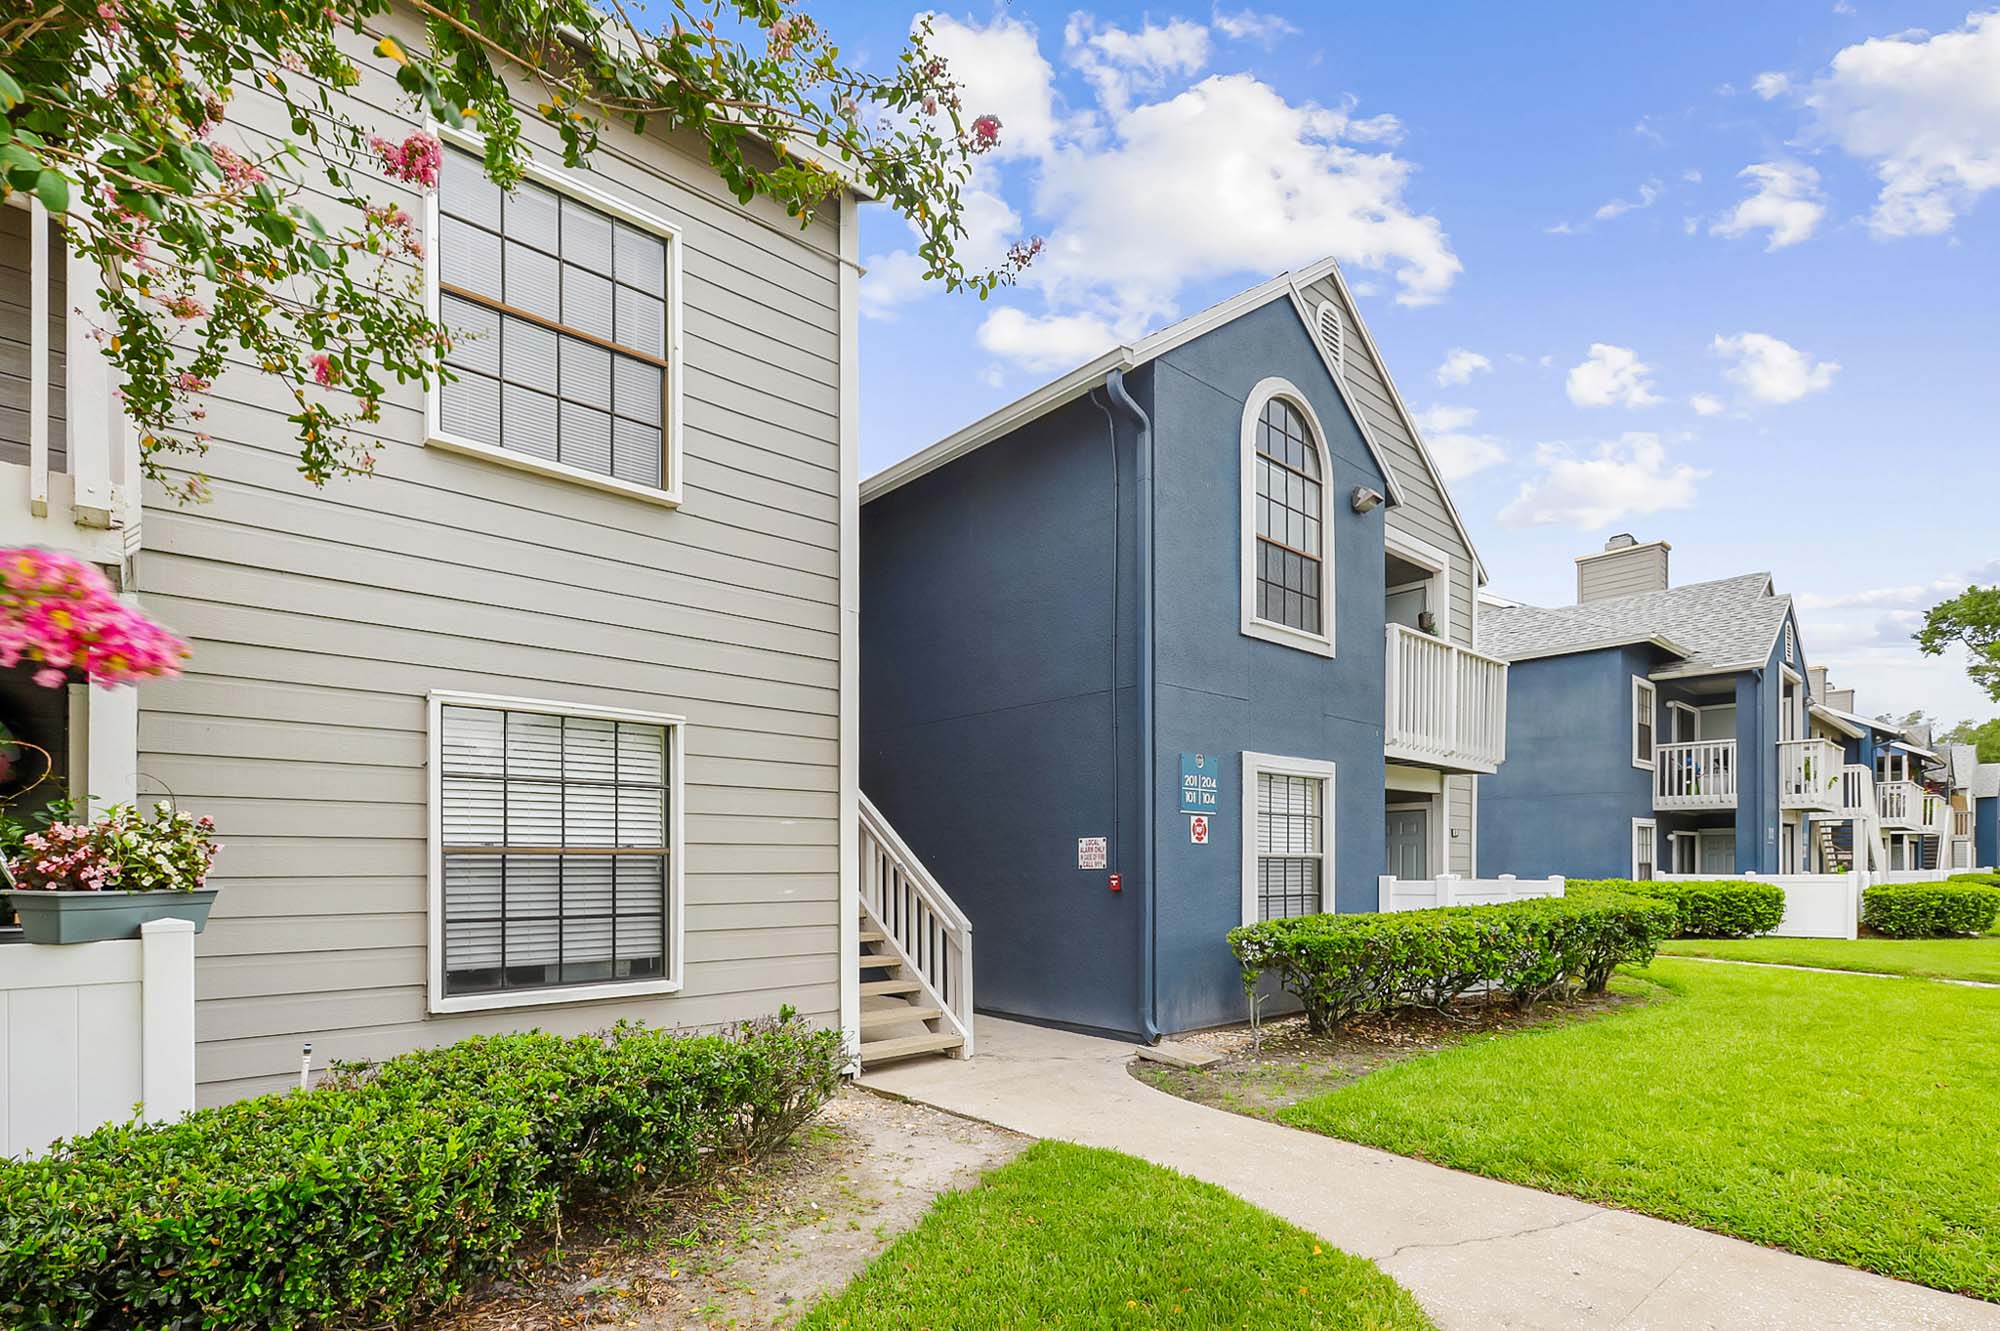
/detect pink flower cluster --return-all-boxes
[365,201,424,257]
[209,143,266,186]
[10,803,220,893]
[971,114,1002,151]
[309,352,340,388]
[369,131,442,189]
[0,547,189,688]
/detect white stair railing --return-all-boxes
[1876,779,1920,829]
[1653,739,1738,808]
[1777,739,1842,809]
[1837,765,1887,874]
[858,794,974,1057]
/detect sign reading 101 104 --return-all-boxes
[1179,752,1220,817]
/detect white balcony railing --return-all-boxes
[1956,809,1975,839]
[1778,738,1843,811]
[1383,624,1508,774]
[1654,739,1738,809]
[1876,779,1922,830]
[1,196,140,566]
[1921,793,1952,839]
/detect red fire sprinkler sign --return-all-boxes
[1188,815,1210,845]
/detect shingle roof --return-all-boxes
[1480,571,1788,669]
[1973,763,2000,800]
[1952,744,1981,788]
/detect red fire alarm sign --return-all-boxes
[1108,872,1122,892]
[1189,815,1210,845]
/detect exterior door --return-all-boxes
[1699,831,1735,874]
[1386,807,1429,880]
[1781,819,1798,874]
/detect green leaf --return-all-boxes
[32,170,67,213]
[0,69,22,113]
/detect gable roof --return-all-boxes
[1973,763,2000,801]
[859,258,1488,583]
[1952,743,1981,788]
[1479,571,1792,673]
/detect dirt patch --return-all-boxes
[1132,989,1658,1118]
[427,1087,1026,1331]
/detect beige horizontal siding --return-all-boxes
[0,205,66,472]
[134,12,850,1102]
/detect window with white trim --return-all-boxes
[434,143,676,493]
[1241,752,1335,923]
[1632,677,1657,768]
[1633,819,1657,880]
[1248,394,1327,636]
[433,697,679,1006]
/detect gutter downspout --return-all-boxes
[1105,367,1160,1042]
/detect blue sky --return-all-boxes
[841,2,2000,728]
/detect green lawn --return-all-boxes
[1280,961,2000,1299]
[799,1141,1435,1330]
[1661,933,2000,984]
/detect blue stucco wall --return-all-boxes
[1476,645,1661,879]
[1978,796,1999,868]
[861,386,1145,1037]
[1147,299,1390,1033]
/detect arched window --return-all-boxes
[1240,379,1334,655]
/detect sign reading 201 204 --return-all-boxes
[1179,752,1220,817]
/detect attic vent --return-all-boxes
[1785,622,1795,664]
[1313,300,1344,377]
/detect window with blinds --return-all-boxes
[437,702,673,998]
[1253,397,1324,635]
[436,146,671,490]
[1256,770,1325,920]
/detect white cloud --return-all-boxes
[1498,434,1706,530]
[1213,7,1298,43]
[858,250,931,320]
[1433,348,1492,386]
[1565,343,1662,408]
[1798,578,1966,610]
[1800,11,2000,237]
[858,186,1022,318]
[1413,404,1506,480]
[975,306,1129,371]
[1681,167,1704,183]
[1065,15,1209,115]
[925,13,1067,162]
[1594,179,1663,220]
[1711,161,1826,249]
[1753,71,1792,99]
[977,364,1006,389]
[1689,392,1725,416]
[1711,331,1840,404]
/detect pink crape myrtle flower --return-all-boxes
[369,131,442,189]
[0,546,189,688]
[971,114,1002,150]
[309,352,339,387]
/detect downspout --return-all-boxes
[1104,367,1160,1042]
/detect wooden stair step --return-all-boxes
[859,1004,943,1032]
[858,929,886,945]
[856,953,901,970]
[861,978,921,998]
[858,1032,964,1065]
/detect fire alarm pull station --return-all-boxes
[1108,872,1122,893]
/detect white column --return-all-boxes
[85,680,139,815]
[139,918,197,1124]
[1377,874,1395,913]
[835,191,861,1072]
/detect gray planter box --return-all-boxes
[3,888,219,944]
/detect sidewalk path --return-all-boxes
[860,1017,2000,1331]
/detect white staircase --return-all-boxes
[856,795,974,1068]
[1813,765,1888,874]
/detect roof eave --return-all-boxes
[1499,632,1693,664]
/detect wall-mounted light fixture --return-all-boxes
[1350,485,1385,514]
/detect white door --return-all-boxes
[1698,831,1735,874]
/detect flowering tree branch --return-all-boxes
[1,0,1029,499]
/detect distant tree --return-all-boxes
[1876,709,1935,734]
[1917,586,2000,703]
[1940,718,2000,765]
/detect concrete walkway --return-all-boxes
[860,1018,2000,1331]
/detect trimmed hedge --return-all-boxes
[0,1013,843,1331]
[1863,881,2000,938]
[1568,878,1785,938]
[1227,893,1675,1035]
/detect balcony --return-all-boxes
[1654,739,1738,810]
[1876,780,1923,831]
[1383,624,1508,774]
[1777,739,1844,811]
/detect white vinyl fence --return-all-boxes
[1378,874,1565,913]
[0,918,196,1158]
[1874,868,1980,885]
[1657,870,1862,939]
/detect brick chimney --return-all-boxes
[1575,534,1671,603]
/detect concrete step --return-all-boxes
[861,978,921,998]
[858,1031,963,1066]
[859,1004,943,1032]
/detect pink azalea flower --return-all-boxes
[369,131,442,189]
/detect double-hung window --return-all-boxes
[430,694,683,1012]
[1241,752,1335,923]
[432,139,680,500]
[1632,677,1657,768]
[1632,819,1657,880]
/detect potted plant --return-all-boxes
[2,800,221,943]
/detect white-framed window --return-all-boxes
[1632,677,1658,769]
[1667,699,1699,743]
[427,691,686,1014]
[1240,378,1335,656]
[1240,751,1336,924]
[425,127,684,506]
[1312,299,1345,378]
[1632,818,1657,880]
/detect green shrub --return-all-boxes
[0,1013,844,1331]
[1569,878,1785,938]
[1863,882,2000,938]
[1227,893,1674,1034]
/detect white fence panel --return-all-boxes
[1377,874,1565,913]
[0,918,195,1158]
[1744,871,1863,939]
[1874,869,1963,886]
